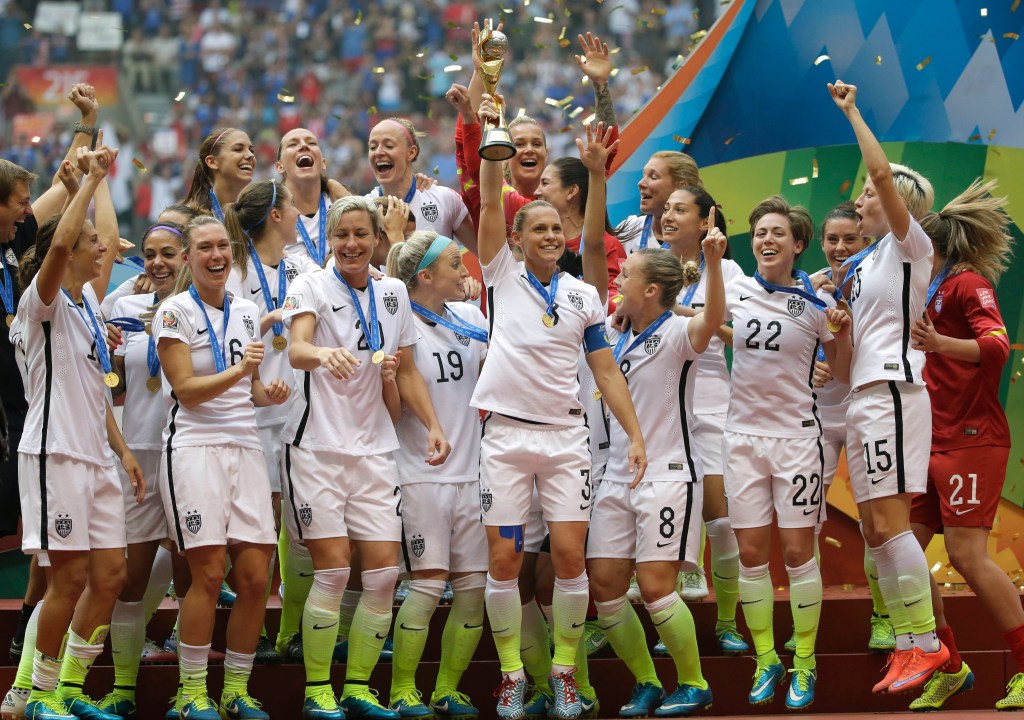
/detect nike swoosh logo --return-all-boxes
[492,627,511,634]
[740,599,763,605]
[788,683,802,704]
[656,540,673,548]
[797,601,820,609]
[653,614,674,627]
[869,574,879,581]
[580,698,596,711]
[332,304,347,312]
[954,506,976,516]
[740,295,753,301]
[903,598,922,607]
[298,572,315,577]
[870,474,888,485]
[313,621,339,630]
[571,621,585,629]
[803,507,819,515]
[250,288,261,295]
[752,671,779,696]
[433,701,449,712]
[399,623,426,631]
[891,668,932,690]
[197,327,208,335]
[579,503,591,510]
[375,631,388,639]
[599,621,621,631]
[463,622,483,629]
[712,573,738,581]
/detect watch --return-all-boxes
[73,122,96,136]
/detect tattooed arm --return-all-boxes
[576,32,617,128]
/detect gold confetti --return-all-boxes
[637,18,652,29]
[368,105,378,115]
[652,7,667,14]
[916,56,932,70]
[516,107,526,119]
[981,7,988,16]
[417,73,435,80]
[443,64,463,72]
[556,95,575,107]
[875,55,882,65]
[559,39,571,47]
[989,128,998,140]
[447,20,459,28]
[30,136,40,144]
[1004,32,1020,40]
[545,98,560,107]
[559,125,574,133]
[672,134,692,145]
[174,91,186,102]
[502,7,514,13]
[427,108,434,120]
[417,95,432,102]
[631,65,649,75]
[564,7,571,16]
[415,50,426,58]
[969,132,981,141]
[558,25,567,40]
[692,7,700,19]
[607,5,625,14]
[1013,0,1021,11]
[824,536,842,548]
[581,112,596,125]
[609,68,620,77]
[373,66,385,74]
[433,166,440,175]
[814,54,830,66]
[534,43,549,49]
[355,9,362,25]
[331,113,342,120]
[277,91,295,103]
[449,53,458,61]
[724,133,740,145]
[133,157,147,172]
[839,179,851,194]
[568,106,584,119]
[842,583,856,591]
[534,16,554,23]
[812,158,819,178]
[930,562,943,573]
[789,177,809,185]
[690,29,708,41]
[23,23,31,30]
[610,47,622,54]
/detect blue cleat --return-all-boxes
[333,640,348,664]
[176,693,220,720]
[495,676,528,719]
[715,625,749,656]
[340,689,399,720]
[219,692,269,719]
[430,691,479,719]
[24,694,75,720]
[522,687,551,720]
[620,682,665,717]
[302,689,345,719]
[63,695,121,720]
[217,583,237,609]
[547,672,581,719]
[97,691,138,720]
[578,691,599,719]
[655,684,713,718]
[378,636,394,663]
[785,669,816,711]
[748,663,786,705]
[388,689,431,719]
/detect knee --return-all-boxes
[53,567,89,601]
[782,546,813,569]
[91,558,128,600]
[191,561,226,599]
[550,548,585,579]
[231,566,269,598]
[639,580,675,606]
[489,549,521,581]
[945,544,980,576]
[587,568,623,603]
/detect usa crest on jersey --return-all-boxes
[55,513,72,538]
[455,332,470,346]
[299,503,313,527]
[243,315,256,338]
[185,510,202,534]
[934,292,944,313]
[568,291,584,311]
[481,487,493,512]
[787,298,805,317]
[644,335,661,355]
[421,203,439,223]
[383,292,399,316]
[411,534,425,557]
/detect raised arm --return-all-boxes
[829,81,910,240]
[685,206,726,353]
[577,122,616,304]
[577,33,617,130]
[477,95,507,266]
[89,178,121,302]
[32,84,101,224]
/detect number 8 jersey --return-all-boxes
[724,276,834,438]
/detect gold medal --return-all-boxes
[144,324,152,336]
[5,314,12,328]
[371,349,386,364]
[592,389,602,400]
[829,299,850,333]
[104,372,120,388]
[273,335,288,351]
[827,318,841,333]
[542,313,555,328]
[146,376,161,393]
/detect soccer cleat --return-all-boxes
[547,672,581,719]
[62,695,122,720]
[626,576,642,603]
[3,687,30,720]
[379,636,394,663]
[333,640,348,664]
[253,635,281,665]
[165,688,182,720]
[619,682,665,718]
[783,631,796,655]
[301,688,345,719]
[441,581,454,605]
[785,669,816,711]
[340,689,399,720]
[678,571,708,601]
[578,692,599,719]
[141,637,178,664]
[23,694,73,720]
[909,661,974,712]
[219,692,268,719]
[583,621,607,656]
[996,672,1024,711]
[873,649,913,694]
[430,691,479,719]
[494,676,528,719]
[652,640,668,655]
[654,684,713,718]
[714,625,749,655]
[9,638,23,663]
[388,689,431,719]
[96,692,137,720]
[176,694,220,720]
[748,662,785,705]
[283,633,305,662]
[888,644,950,695]
[522,687,551,720]
[394,581,412,604]
[868,613,896,653]
[217,583,237,609]
[163,630,179,655]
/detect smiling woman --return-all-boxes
[184,127,256,220]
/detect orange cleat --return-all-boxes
[872,649,913,694]
[888,643,950,695]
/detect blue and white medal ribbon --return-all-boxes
[926,265,951,309]
[295,194,327,266]
[333,268,383,363]
[209,191,225,222]
[64,289,119,387]
[680,253,705,308]
[411,302,488,343]
[638,214,654,250]
[188,285,230,373]
[613,310,673,363]
[0,252,14,327]
[525,268,559,327]
[249,245,287,350]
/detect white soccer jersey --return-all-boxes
[394,302,486,485]
[724,276,834,438]
[17,280,113,466]
[683,258,745,415]
[153,290,263,450]
[226,254,320,427]
[8,317,28,397]
[604,314,702,483]
[471,244,606,426]
[577,351,610,471]
[814,369,851,429]
[614,214,649,256]
[285,192,332,263]
[281,270,421,454]
[845,218,931,388]
[366,184,469,239]
[112,293,165,451]
[101,274,139,318]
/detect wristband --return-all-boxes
[73,121,95,135]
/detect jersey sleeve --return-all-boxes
[442,187,470,234]
[667,315,698,361]
[958,276,1010,372]
[111,297,130,357]
[721,281,737,323]
[282,273,320,325]
[895,217,933,264]
[394,283,422,348]
[479,242,517,284]
[154,299,194,344]
[18,276,58,323]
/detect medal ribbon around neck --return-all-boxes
[106,295,160,379]
[410,302,488,343]
[248,242,287,344]
[524,267,559,325]
[680,253,706,308]
[188,285,231,373]
[837,241,878,302]
[63,289,117,385]
[209,190,225,222]
[0,251,14,325]
[926,264,951,309]
[333,267,382,361]
[295,194,327,266]
[377,177,417,204]
[638,214,654,249]
[613,310,673,363]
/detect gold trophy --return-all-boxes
[477,22,517,161]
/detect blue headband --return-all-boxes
[259,181,278,227]
[416,235,454,273]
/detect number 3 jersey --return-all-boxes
[394,302,487,485]
[153,291,263,450]
[724,276,834,438]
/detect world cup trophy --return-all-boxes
[477,22,517,161]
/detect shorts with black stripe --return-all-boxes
[586,480,702,568]
[846,381,930,504]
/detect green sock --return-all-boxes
[57,626,107,699]
[302,572,347,696]
[739,563,778,667]
[485,575,525,674]
[573,628,594,698]
[28,648,63,700]
[787,559,821,671]
[706,517,740,626]
[551,574,588,668]
[110,601,145,700]
[646,594,706,689]
[337,589,361,643]
[434,575,485,698]
[889,533,937,638]
[278,539,315,652]
[391,579,444,695]
[342,600,392,694]
[222,649,255,697]
[13,602,41,690]
[864,542,888,616]
[177,641,210,698]
[520,599,550,685]
[595,597,659,686]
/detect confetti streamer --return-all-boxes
[672,134,692,145]
[433,166,440,175]
[812,158,819,178]
[418,73,435,80]
[839,179,851,194]
[691,29,708,40]
[133,158,148,172]
[608,5,625,14]
[545,98,560,107]
[916,56,932,70]
[534,16,554,23]
[825,537,842,548]
[331,113,342,120]
[930,562,943,573]
[568,106,584,118]
[581,112,596,125]
[842,583,856,591]
[631,65,649,75]
[447,20,459,28]
[989,128,998,140]
[30,136,40,144]
[534,43,548,49]
[449,53,458,61]
[1013,0,1021,11]
[968,132,981,141]
[277,91,295,103]
[23,23,32,29]
[981,7,988,16]
[174,91,186,101]
[1004,32,1020,39]
[651,7,667,14]
[373,67,385,74]
[724,133,740,145]
[559,39,571,47]
[789,177,809,185]
[368,105,378,115]
[814,54,830,65]
[443,64,463,72]
[355,9,362,25]
[875,55,883,65]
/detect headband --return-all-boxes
[211,128,232,151]
[380,118,416,148]
[259,181,278,228]
[146,224,183,238]
[416,236,454,273]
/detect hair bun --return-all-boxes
[681,260,702,286]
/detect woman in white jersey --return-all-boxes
[366,117,477,251]
[154,215,290,720]
[99,221,186,719]
[183,127,256,220]
[590,235,726,718]
[724,196,851,710]
[16,146,146,719]
[829,80,949,695]
[659,185,748,650]
[280,195,450,720]
[474,95,646,720]
[614,152,700,255]
[384,231,489,719]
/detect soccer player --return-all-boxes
[183,127,256,219]
[614,153,701,256]
[829,79,949,694]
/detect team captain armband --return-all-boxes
[583,323,611,354]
